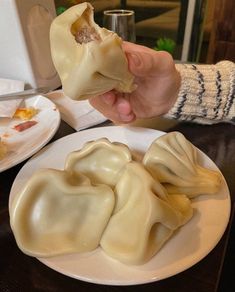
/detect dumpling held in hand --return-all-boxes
[50,2,135,100]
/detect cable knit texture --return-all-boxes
[165,61,235,124]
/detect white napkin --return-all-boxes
[0,78,25,117]
[46,90,107,131]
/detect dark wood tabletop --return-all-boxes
[0,120,234,292]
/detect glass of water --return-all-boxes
[103,9,136,43]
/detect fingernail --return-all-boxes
[119,113,135,122]
[128,53,141,67]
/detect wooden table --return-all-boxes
[0,120,234,292]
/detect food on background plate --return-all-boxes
[13,120,38,132]
[13,107,38,120]
[0,107,39,162]
[10,132,222,265]
[0,137,7,160]
[143,132,222,198]
[50,2,135,100]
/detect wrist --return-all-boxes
[162,69,181,114]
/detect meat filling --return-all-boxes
[75,26,101,44]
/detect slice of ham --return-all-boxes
[13,120,38,132]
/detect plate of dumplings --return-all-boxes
[9,126,230,285]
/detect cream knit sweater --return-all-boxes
[165,61,235,124]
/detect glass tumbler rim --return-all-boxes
[103,9,135,16]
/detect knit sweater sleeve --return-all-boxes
[164,61,235,124]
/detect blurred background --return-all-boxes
[54,0,235,64]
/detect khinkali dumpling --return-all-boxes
[100,162,193,265]
[50,2,134,100]
[143,132,222,198]
[10,168,115,257]
[65,138,132,187]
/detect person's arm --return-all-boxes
[165,61,235,124]
[89,42,235,124]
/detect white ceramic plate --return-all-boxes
[0,95,60,172]
[9,126,231,286]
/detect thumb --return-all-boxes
[126,50,173,78]
[126,51,156,77]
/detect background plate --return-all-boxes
[0,95,60,172]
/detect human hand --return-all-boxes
[89,42,181,123]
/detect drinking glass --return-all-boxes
[103,9,136,43]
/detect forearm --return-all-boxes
[164,61,235,124]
